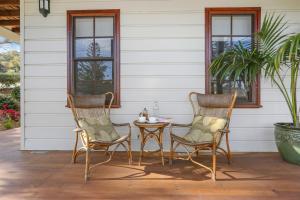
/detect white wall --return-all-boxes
[22,0,300,151]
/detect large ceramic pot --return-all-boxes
[274,123,300,165]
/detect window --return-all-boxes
[67,10,120,107]
[205,7,261,108]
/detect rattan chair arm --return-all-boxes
[112,122,131,127]
[217,128,229,134]
[112,122,131,137]
[73,127,84,132]
[212,128,229,144]
[170,123,192,128]
[170,123,192,135]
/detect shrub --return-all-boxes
[0,73,20,89]
[3,117,13,129]
[0,94,18,110]
[11,86,20,101]
[0,103,20,130]
[1,106,20,122]
[0,51,20,73]
[0,64,6,73]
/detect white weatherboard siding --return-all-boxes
[22,0,300,151]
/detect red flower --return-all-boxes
[2,104,9,110]
[0,107,20,121]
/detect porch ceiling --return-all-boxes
[0,0,20,34]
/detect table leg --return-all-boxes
[139,128,145,166]
[159,128,164,166]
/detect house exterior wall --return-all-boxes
[22,0,300,151]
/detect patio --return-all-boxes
[1,0,300,199]
[1,128,300,200]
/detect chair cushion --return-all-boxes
[78,114,120,142]
[183,115,227,144]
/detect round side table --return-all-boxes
[133,120,170,166]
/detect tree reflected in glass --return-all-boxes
[77,42,109,81]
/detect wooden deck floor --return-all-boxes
[0,129,300,200]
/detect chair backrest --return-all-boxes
[67,92,114,127]
[189,91,237,121]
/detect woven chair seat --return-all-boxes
[89,134,129,145]
[171,133,212,146]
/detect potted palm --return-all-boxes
[210,14,300,165]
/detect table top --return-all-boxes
[133,120,170,128]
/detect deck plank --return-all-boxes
[0,128,300,200]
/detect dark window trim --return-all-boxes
[67,9,120,108]
[205,7,262,108]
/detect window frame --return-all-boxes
[205,7,262,108]
[67,9,120,108]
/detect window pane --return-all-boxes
[236,81,254,104]
[232,15,252,35]
[232,37,252,49]
[75,17,93,37]
[212,37,231,58]
[95,38,113,57]
[76,61,94,81]
[222,80,245,95]
[94,61,113,80]
[95,17,114,37]
[76,81,94,95]
[224,80,254,104]
[75,39,94,58]
[212,16,231,35]
[95,81,114,95]
[75,61,114,95]
[211,79,254,103]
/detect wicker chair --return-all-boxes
[68,92,132,182]
[169,91,237,181]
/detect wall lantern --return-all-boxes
[39,0,50,17]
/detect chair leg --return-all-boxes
[169,138,174,166]
[212,142,217,181]
[72,131,79,164]
[225,131,232,164]
[84,148,90,183]
[139,142,144,166]
[105,146,110,156]
[127,140,132,165]
[159,128,165,166]
[195,147,199,157]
